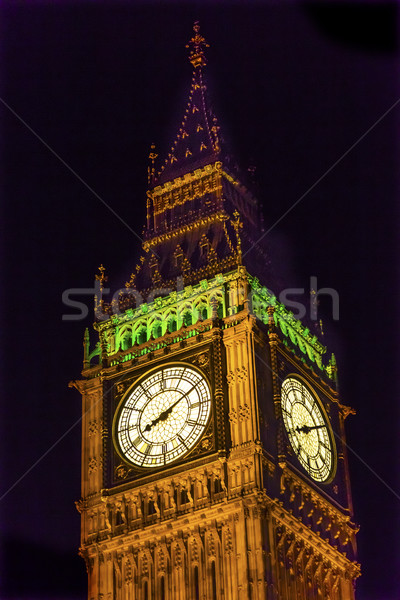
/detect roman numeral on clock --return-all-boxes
[132,435,141,447]
[177,434,188,448]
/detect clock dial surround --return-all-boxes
[281,376,335,483]
[113,364,211,468]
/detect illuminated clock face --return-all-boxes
[114,365,211,468]
[281,377,335,482]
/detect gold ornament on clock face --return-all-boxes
[114,365,211,468]
[281,377,334,482]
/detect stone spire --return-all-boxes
[152,22,221,186]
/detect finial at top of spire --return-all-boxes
[186,21,209,69]
[147,143,158,185]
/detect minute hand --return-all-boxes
[295,424,325,434]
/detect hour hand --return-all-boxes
[295,424,325,434]
[144,399,181,432]
[144,414,164,433]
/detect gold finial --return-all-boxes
[95,264,107,315]
[231,210,243,265]
[211,116,221,152]
[186,21,209,69]
[147,143,158,185]
[95,264,107,290]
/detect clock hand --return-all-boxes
[144,396,184,432]
[294,424,325,434]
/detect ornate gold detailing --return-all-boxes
[147,143,158,186]
[149,253,162,285]
[149,163,222,216]
[88,456,102,475]
[228,409,237,424]
[95,264,107,313]
[228,404,250,423]
[186,21,209,69]
[271,503,360,587]
[115,380,129,396]
[226,366,248,385]
[238,403,250,421]
[211,117,221,153]
[207,245,218,266]
[339,403,356,419]
[95,264,107,288]
[115,464,131,480]
[231,210,243,265]
[88,419,102,437]
[191,351,210,370]
[200,436,212,450]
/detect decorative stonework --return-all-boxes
[191,351,210,369]
[228,408,237,423]
[174,543,182,570]
[191,537,199,562]
[116,381,129,396]
[200,436,212,450]
[238,403,250,421]
[226,366,248,386]
[208,532,216,557]
[124,560,132,584]
[88,419,102,437]
[158,547,166,572]
[226,372,235,386]
[115,464,130,479]
[88,457,102,475]
[224,527,233,555]
[141,553,149,576]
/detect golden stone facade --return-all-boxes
[72,23,359,600]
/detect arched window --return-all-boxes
[152,322,162,339]
[168,317,177,333]
[137,328,147,345]
[211,561,217,600]
[121,333,132,351]
[144,580,148,600]
[181,488,188,505]
[160,576,165,600]
[183,311,192,326]
[200,306,208,321]
[194,565,200,600]
[217,302,223,319]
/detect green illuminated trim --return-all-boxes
[248,275,327,372]
[84,269,332,379]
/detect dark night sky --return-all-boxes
[1,2,399,599]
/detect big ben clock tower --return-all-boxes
[72,23,360,599]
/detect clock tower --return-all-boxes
[73,23,360,600]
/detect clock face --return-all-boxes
[114,364,211,468]
[281,377,335,482]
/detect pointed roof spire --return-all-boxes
[186,21,209,69]
[152,22,221,186]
